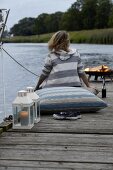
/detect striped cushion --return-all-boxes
[37,87,107,113]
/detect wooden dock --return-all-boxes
[0,81,113,170]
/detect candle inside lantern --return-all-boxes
[20,111,29,126]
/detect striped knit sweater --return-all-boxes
[40,49,85,88]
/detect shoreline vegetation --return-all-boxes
[3,28,113,44]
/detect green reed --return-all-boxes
[3,28,113,44]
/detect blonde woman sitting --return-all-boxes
[35,30,97,120]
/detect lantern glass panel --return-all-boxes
[13,106,31,128]
[30,105,34,124]
[13,106,21,126]
[37,101,40,121]
[33,102,37,120]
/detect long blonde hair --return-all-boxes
[48,30,70,52]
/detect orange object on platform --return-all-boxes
[85,65,113,81]
[85,65,111,73]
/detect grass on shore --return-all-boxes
[3,28,113,44]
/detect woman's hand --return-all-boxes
[88,85,100,95]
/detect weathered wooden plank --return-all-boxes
[9,126,113,134]
[0,160,113,170]
[0,133,113,147]
[0,168,69,170]
[0,147,113,163]
[0,144,113,153]
[30,118,113,134]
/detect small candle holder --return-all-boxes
[12,90,34,129]
[20,111,29,126]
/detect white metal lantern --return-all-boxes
[12,90,34,129]
[26,87,40,123]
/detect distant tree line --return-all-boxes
[10,0,113,36]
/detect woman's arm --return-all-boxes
[34,54,52,91]
[80,73,90,87]
[80,73,100,95]
[34,74,46,91]
[77,52,99,94]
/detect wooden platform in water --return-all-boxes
[0,81,113,170]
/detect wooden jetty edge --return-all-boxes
[0,81,113,170]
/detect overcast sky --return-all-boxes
[1,0,76,30]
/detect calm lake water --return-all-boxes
[0,43,113,122]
